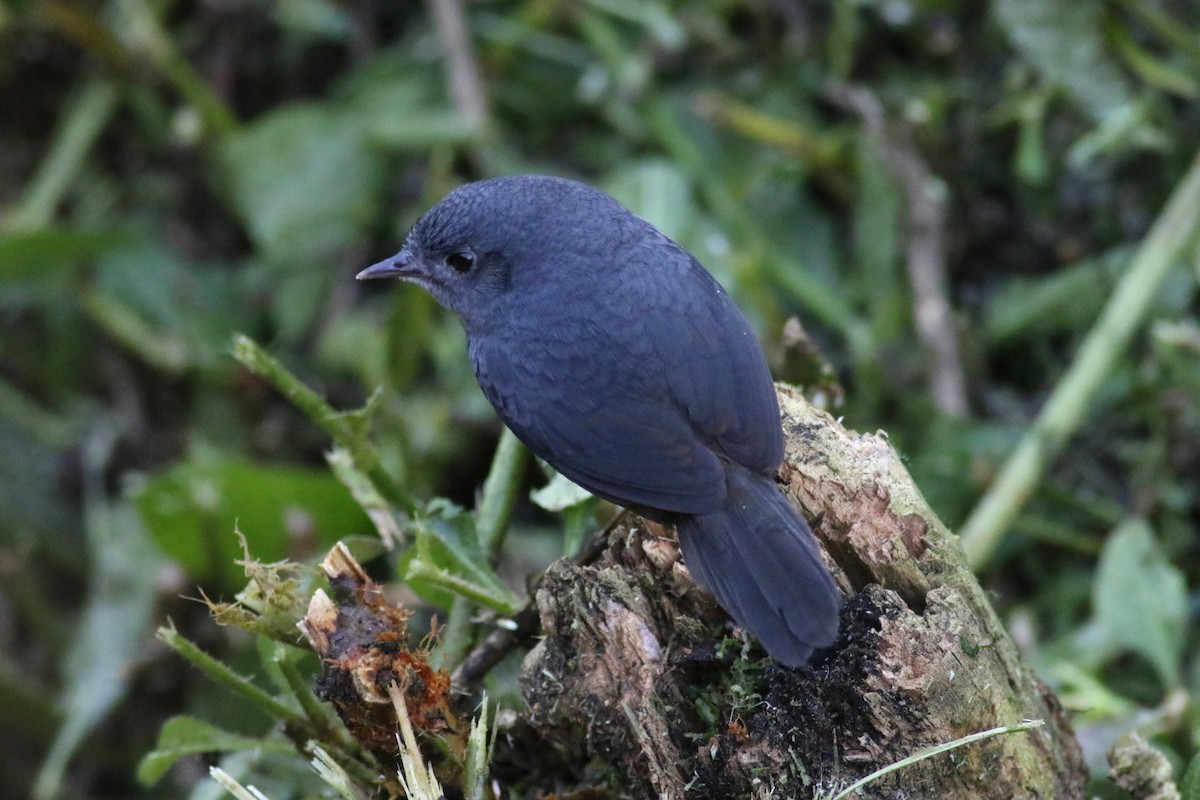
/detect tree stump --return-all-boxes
[508,385,1086,798]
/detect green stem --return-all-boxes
[116,0,239,138]
[828,0,861,82]
[438,596,475,669]
[274,645,346,745]
[159,624,303,724]
[476,428,527,560]
[231,334,413,515]
[4,78,118,232]
[1120,0,1200,66]
[82,290,192,373]
[406,560,523,616]
[645,98,866,342]
[440,429,527,665]
[960,149,1200,567]
[0,378,76,446]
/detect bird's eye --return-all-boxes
[445,251,475,273]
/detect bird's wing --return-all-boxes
[470,249,781,516]
[473,328,729,515]
[645,250,784,475]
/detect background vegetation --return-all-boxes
[1,0,1197,797]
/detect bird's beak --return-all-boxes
[356,250,415,281]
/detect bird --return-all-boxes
[357,175,840,666]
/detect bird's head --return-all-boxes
[357,175,626,331]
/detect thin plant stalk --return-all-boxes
[158,624,304,725]
[827,720,1045,800]
[5,78,118,232]
[232,334,413,514]
[960,149,1200,567]
[441,428,527,664]
[476,427,527,560]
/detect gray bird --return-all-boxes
[358,175,840,666]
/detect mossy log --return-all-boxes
[507,385,1087,798]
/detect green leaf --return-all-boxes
[403,499,521,613]
[326,444,404,548]
[983,247,1127,343]
[137,716,293,786]
[221,103,381,264]
[396,545,456,611]
[316,310,389,387]
[274,0,353,39]
[1012,88,1051,185]
[366,110,482,149]
[1093,518,1186,688]
[404,555,523,615]
[994,0,1133,123]
[530,471,594,512]
[132,449,374,588]
[1181,751,1200,800]
[605,159,695,243]
[0,227,132,281]
[342,57,480,149]
[83,237,251,372]
[851,129,904,339]
[1066,102,1170,168]
[1109,19,1199,99]
[410,499,506,594]
[34,429,162,800]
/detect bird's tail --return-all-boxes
[676,466,841,666]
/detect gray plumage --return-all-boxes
[358,175,840,666]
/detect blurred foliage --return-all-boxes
[0,0,1198,797]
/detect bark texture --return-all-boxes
[506,385,1087,798]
